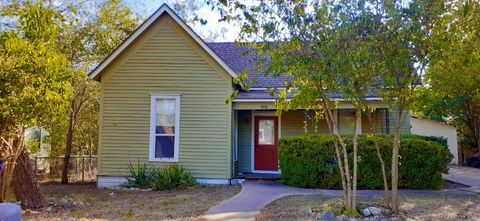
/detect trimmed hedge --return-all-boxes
[279,135,452,190]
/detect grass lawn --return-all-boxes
[256,194,480,221]
[23,183,241,221]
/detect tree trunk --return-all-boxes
[12,150,46,209]
[0,130,24,203]
[352,107,362,210]
[375,140,389,195]
[0,159,15,203]
[366,110,390,203]
[61,111,75,184]
[390,110,403,214]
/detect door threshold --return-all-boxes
[240,172,283,181]
[252,170,281,174]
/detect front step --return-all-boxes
[237,173,282,181]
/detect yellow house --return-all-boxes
[90,4,411,187]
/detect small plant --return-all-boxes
[124,209,135,218]
[152,164,195,191]
[124,161,154,188]
[320,199,344,215]
[343,208,360,217]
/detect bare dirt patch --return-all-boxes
[23,183,241,221]
[257,194,480,221]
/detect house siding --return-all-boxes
[378,109,411,134]
[98,14,233,179]
[281,111,329,136]
[237,110,252,173]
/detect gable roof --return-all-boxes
[207,42,288,88]
[89,4,237,81]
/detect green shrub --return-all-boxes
[124,161,154,188]
[152,164,196,191]
[402,134,449,148]
[279,134,452,190]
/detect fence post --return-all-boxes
[34,156,38,178]
[82,157,85,183]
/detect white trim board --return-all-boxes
[196,178,231,185]
[149,95,181,162]
[97,176,233,187]
[97,176,128,188]
[233,97,383,103]
[89,4,237,80]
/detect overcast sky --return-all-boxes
[125,0,240,42]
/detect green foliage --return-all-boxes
[402,134,448,148]
[0,1,139,157]
[25,127,41,155]
[124,161,154,188]
[279,135,452,190]
[320,199,345,216]
[417,0,480,151]
[152,164,196,191]
[124,162,195,191]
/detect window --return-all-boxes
[149,95,180,162]
[258,119,275,145]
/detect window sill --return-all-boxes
[149,158,179,163]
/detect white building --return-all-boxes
[411,118,458,164]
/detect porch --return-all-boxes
[231,105,406,176]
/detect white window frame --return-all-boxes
[149,95,180,162]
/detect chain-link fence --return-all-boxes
[31,155,97,183]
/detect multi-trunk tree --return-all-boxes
[375,0,443,212]
[0,2,73,207]
[219,0,389,211]
[0,0,138,207]
[218,0,444,213]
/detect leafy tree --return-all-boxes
[216,0,444,213]
[375,0,443,212]
[173,0,227,41]
[50,0,138,184]
[0,1,73,207]
[25,127,41,155]
[217,0,389,211]
[418,0,480,156]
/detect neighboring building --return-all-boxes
[411,118,458,164]
[89,4,411,187]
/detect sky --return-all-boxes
[125,0,240,42]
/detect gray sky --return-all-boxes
[125,0,240,42]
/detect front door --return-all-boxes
[254,116,279,171]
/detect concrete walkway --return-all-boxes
[443,165,480,193]
[203,181,472,221]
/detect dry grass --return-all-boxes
[257,194,480,221]
[23,183,241,221]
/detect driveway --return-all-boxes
[443,165,480,193]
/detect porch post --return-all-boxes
[356,110,362,135]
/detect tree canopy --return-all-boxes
[418,0,480,151]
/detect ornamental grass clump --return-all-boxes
[124,161,155,188]
[124,162,196,190]
[152,164,196,191]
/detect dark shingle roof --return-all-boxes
[208,42,382,101]
[207,42,288,88]
[235,90,381,100]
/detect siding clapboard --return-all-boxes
[99,14,233,179]
[237,111,252,173]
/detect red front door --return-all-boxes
[254,116,279,171]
